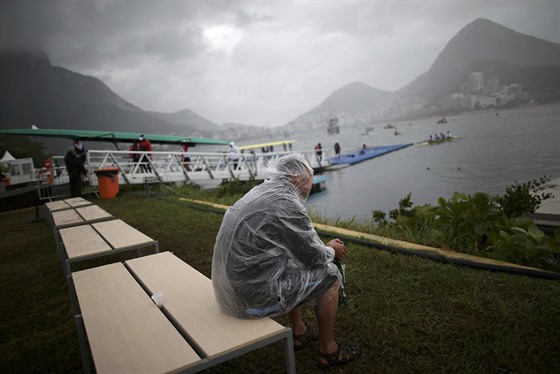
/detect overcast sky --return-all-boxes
[1,0,558,127]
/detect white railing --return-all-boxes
[31,148,332,190]
[86,149,332,186]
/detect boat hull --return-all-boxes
[418,136,460,147]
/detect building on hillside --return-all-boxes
[468,94,496,109]
[486,77,500,95]
[508,84,523,96]
[437,93,466,112]
[468,72,485,94]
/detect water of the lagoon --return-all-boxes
[244,105,559,222]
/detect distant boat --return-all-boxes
[361,126,375,136]
[383,123,395,129]
[437,117,448,124]
[327,117,340,135]
[418,136,460,147]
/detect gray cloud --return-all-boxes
[1,0,558,126]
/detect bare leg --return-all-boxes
[288,307,307,336]
[315,279,340,355]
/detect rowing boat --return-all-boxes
[417,136,460,147]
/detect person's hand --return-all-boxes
[328,238,347,261]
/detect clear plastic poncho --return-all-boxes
[211,153,341,318]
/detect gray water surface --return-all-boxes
[298,105,560,221]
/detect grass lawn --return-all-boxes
[1,191,559,373]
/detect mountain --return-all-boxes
[394,18,560,105]
[288,82,392,131]
[2,18,558,145]
[0,50,218,152]
[147,108,220,138]
[307,82,392,115]
[287,18,560,130]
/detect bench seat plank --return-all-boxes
[126,252,287,358]
[64,197,92,208]
[52,209,83,228]
[93,219,155,250]
[45,200,71,212]
[76,205,114,222]
[59,225,113,260]
[72,263,201,374]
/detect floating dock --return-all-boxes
[330,143,413,165]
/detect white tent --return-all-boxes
[1,151,16,162]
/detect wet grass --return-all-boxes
[1,191,559,373]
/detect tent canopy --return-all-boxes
[1,151,16,162]
[0,128,229,147]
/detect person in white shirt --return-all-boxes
[229,141,240,170]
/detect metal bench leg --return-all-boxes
[74,314,92,374]
[69,274,92,373]
[284,329,296,374]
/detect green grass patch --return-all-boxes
[1,192,560,373]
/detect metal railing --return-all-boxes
[84,149,332,186]
[29,149,332,198]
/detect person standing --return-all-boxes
[181,143,191,171]
[73,138,87,164]
[129,140,140,162]
[334,142,341,157]
[359,143,367,154]
[64,148,88,197]
[54,159,62,178]
[314,142,323,163]
[44,155,54,184]
[138,134,153,172]
[229,141,240,170]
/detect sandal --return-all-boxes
[293,323,318,351]
[316,342,360,369]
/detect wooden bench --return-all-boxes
[49,204,114,229]
[45,197,92,212]
[45,200,159,284]
[71,262,200,373]
[47,203,118,267]
[70,251,296,373]
[58,219,160,277]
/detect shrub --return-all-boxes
[215,179,260,198]
[495,175,554,218]
[432,192,502,252]
[490,219,560,270]
[371,176,559,270]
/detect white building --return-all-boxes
[468,72,485,94]
[468,94,496,109]
[486,77,500,94]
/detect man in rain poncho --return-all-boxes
[212,153,360,369]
